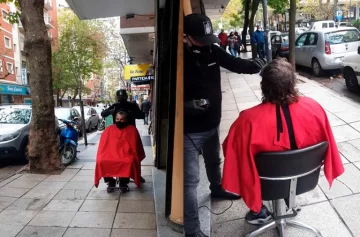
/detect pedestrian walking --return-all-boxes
[141,98,151,125]
[252,25,266,59]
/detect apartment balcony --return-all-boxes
[18,20,24,33]
[44,15,54,29]
[44,0,53,10]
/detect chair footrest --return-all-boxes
[273,208,298,221]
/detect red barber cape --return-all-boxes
[222,97,344,213]
[95,124,145,188]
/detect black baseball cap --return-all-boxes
[116,89,127,96]
[184,13,220,45]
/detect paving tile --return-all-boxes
[325,111,346,127]
[212,199,352,237]
[221,110,239,120]
[120,190,154,201]
[295,185,328,206]
[18,174,48,182]
[16,226,67,237]
[0,224,24,237]
[0,210,38,226]
[237,102,259,112]
[113,213,156,229]
[82,162,96,170]
[117,200,154,213]
[347,138,360,154]
[63,181,94,190]
[86,189,120,200]
[63,228,111,237]
[43,199,84,211]
[235,95,259,103]
[29,211,77,227]
[334,111,360,123]
[0,187,30,198]
[53,189,91,200]
[233,90,256,98]
[80,200,118,212]
[318,176,353,199]
[43,175,74,182]
[67,162,85,169]
[354,161,360,170]
[232,87,253,93]
[0,174,22,188]
[6,198,51,211]
[76,170,95,176]
[33,181,67,190]
[337,141,360,162]
[222,103,238,112]
[71,175,93,182]
[331,193,360,237]
[5,179,40,189]
[0,197,17,210]
[331,125,360,143]
[220,119,236,131]
[336,163,360,193]
[111,229,157,237]
[22,188,60,200]
[340,154,350,164]
[70,211,115,228]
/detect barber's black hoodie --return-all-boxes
[184,44,260,133]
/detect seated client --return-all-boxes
[95,110,145,193]
[222,58,344,224]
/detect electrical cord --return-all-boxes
[198,200,234,215]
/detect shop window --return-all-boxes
[4,36,11,49]
[6,62,13,74]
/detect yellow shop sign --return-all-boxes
[124,64,154,82]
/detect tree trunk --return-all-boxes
[289,0,296,69]
[72,88,79,105]
[242,0,251,52]
[250,0,260,59]
[19,0,63,173]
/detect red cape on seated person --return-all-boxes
[222,97,344,213]
[94,124,145,188]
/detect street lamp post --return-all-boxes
[262,0,272,62]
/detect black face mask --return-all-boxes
[116,121,128,129]
[186,36,211,55]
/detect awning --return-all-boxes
[0,83,29,96]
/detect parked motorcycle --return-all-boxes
[58,118,79,166]
[98,118,105,131]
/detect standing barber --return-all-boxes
[184,13,266,237]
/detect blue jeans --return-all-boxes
[257,43,265,58]
[184,128,222,234]
[229,47,237,57]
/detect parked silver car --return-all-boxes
[295,27,360,76]
[0,105,60,162]
[73,106,99,132]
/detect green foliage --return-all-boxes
[229,11,244,29]
[352,19,360,30]
[0,0,20,24]
[55,9,107,97]
[268,0,289,14]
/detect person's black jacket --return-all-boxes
[101,101,145,127]
[184,44,261,133]
[141,100,151,113]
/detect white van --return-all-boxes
[342,46,360,92]
[310,21,336,31]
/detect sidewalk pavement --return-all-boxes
[0,122,157,237]
[209,70,360,237]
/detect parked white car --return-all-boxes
[310,20,336,31]
[342,46,360,92]
[295,27,360,76]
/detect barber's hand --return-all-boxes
[252,58,267,72]
[184,100,208,115]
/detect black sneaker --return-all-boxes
[141,176,145,183]
[120,183,129,193]
[210,187,241,200]
[106,180,116,193]
[245,205,273,225]
[185,230,209,237]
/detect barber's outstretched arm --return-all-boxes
[213,45,265,75]
[133,103,145,119]
[101,104,115,118]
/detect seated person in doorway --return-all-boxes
[95,110,146,193]
[221,58,344,224]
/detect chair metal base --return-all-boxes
[245,219,323,237]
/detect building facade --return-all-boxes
[0,0,59,105]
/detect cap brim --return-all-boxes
[193,34,221,45]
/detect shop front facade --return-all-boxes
[0,80,30,105]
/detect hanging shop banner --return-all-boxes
[124,64,154,82]
[0,83,29,96]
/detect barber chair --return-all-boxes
[245,142,328,237]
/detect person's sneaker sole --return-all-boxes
[246,215,273,225]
